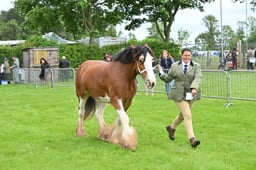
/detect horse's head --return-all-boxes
[134,45,156,88]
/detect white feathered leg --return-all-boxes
[76,97,87,136]
[109,99,137,150]
[95,102,113,140]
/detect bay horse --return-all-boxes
[75,45,156,151]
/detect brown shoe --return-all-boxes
[189,137,200,148]
[166,126,176,140]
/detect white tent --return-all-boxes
[42,32,75,44]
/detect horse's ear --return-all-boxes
[144,44,149,48]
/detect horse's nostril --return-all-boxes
[146,80,150,86]
[146,80,155,89]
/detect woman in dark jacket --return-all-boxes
[39,58,50,84]
[159,50,175,95]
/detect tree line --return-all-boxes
[0,0,256,51]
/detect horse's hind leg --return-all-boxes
[76,97,87,136]
[95,103,114,140]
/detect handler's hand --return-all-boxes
[157,64,162,71]
[191,88,197,97]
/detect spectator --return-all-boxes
[59,56,70,81]
[254,47,256,58]
[226,53,233,71]
[10,56,20,84]
[0,62,4,81]
[3,57,11,82]
[157,48,202,148]
[254,47,256,65]
[231,47,237,70]
[247,47,255,70]
[159,50,175,95]
[218,51,226,70]
[103,53,112,62]
[39,58,51,85]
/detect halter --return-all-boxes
[136,61,158,74]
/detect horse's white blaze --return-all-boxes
[144,53,156,85]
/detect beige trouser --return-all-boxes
[171,100,195,139]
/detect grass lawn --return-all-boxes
[0,84,255,170]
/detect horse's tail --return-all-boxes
[84,96,96,120]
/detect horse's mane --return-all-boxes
[111,45,155,64]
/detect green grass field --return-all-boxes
[0,85,255,170]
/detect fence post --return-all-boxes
[224,70,233,107]
[49,68,54,88]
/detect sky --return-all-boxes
[1,0,254,42]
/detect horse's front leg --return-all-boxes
[76,97,87,136]
[110,100,137,151]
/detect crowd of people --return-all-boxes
[218,47,256,70]
[0,55,71,85]
[246,47,256,70]
[0,56,20,84]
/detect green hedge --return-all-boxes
[0,37,181,68]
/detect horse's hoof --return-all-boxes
[98,125,114,141]
[122,144,137,151]
[120,131,137,151]
[76,129,86,137]
[98,134,109,141]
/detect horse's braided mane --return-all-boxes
[111,45,154,64]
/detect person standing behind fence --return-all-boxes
[3,57,11,82]
[10,56,20,84]
[157,48,202,148]
[159,50,175,95]
[59,56,70,82]
[39,58,51,85]
[231,47,237,70]
[254,47,256,65]
[247,47,255,70]
[103,53,112,62]
[0,62,4,81]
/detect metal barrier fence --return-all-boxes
[15,68,256,104]
[17,68,76,88]
[199,70,256,103]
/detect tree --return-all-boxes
[236,21,246,42]
[0,8,29,40]
[147,22,163,40]
[14,0,124,43]
[247,16,256,43]
[176,29,190,46]
[114,0,215,42]
[222,25,236,50]
[232,0,256,11]
[195,15,220,50]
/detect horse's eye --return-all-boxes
[139,56,144,63]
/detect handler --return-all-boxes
[157,48,202,148]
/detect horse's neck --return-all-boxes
[112,62,137,80]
